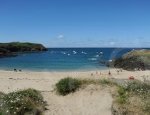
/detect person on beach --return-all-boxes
[117,70,119,75]
[100,72,101,75]
[108,70,111,76]
[19,69,22,72]
[96,71,98,74]
[120,69,123,72]
[14,68,17,72]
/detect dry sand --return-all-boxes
[0,69,149,115]
[43,85,112,115]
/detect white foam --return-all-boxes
[81,51,87,54]
[100,52,103,54]
[61,51,66,54]
[94,55,99,57]
[108,60,112,62]
[88,58,97,61]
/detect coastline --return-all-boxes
[0,66,108,72]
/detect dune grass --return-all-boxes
[112,80,150,115]
[56,77,117,96]
[56,77,150,114]
[56,77,116,96]
[56,77,81,96]
[0,88,47,115]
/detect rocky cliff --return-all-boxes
[109,49,150,70]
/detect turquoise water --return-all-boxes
[0,48,149,71]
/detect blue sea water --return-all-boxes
[0,48,149,71]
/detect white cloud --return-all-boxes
[57,34,64,39]
[109,41,115,45]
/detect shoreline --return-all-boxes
[0,68,149,75]
[0,67,109,73]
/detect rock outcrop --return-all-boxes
[0,42,47,58]
[109,49,150,70]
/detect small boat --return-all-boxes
[73,51,77,54]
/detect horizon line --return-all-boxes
[47,47,150,48]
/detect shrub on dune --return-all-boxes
[56,77,81,96]
[0,88,46,115]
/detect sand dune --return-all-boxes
[0,69,149,114]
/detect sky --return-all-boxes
[0,0,150,48]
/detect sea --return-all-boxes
[0,48,149,71]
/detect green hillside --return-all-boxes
[0,42,47,57]
[112,49,150,70]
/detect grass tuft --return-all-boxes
[56,77,81,96]
[113,80,150,114]
[0,88,46,115]
[117,86,128,104]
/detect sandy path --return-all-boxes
[43,85,112,115]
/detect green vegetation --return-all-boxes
[56,77,81,95]
[0,78,149,115]
[123,49,150,58]
[56,77,116,96]
[80,78,114,86]
[56,77,117,96]
[126,81,150,114]
[117,86,128,104]
[0,42,47,57]
[126,81,150,95]
[72,78,150,115]
[112,80,150,115]
[99,79,114,85]
[109,49,150,70]
[79,79,99,85]
[114,56,145,70]
[0,88,46,115]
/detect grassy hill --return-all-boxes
[111,49,150,70]
[0,42,47,57]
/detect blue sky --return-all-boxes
[0,0,150,47]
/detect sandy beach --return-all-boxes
[0,69,149,115]
[0,69,149,93]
